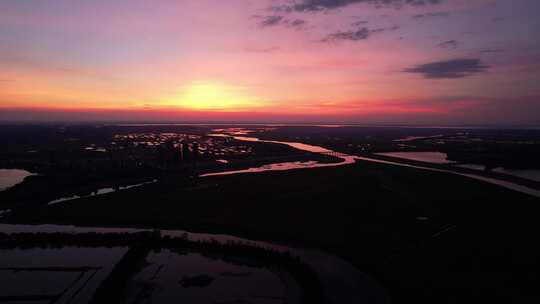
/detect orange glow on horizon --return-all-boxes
[159,82,265,111]
[0,98,445,115]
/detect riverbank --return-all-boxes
[361,152,540,193]
[5,161,540,303]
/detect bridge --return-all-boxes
[320,151,349,158]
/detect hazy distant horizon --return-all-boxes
[1,117,538,130]
[1,103,540,127]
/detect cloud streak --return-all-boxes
[257,15,284,27]
[323,27,371,41]
[244,46,281,53]
[255,15,307,29]
[412,11,449,19]
[322,25,399,42]
[479,49,503,54]
[437,40,458,49]
[273,0,443,13]
[404,58,490,79]
[284,19,307,29]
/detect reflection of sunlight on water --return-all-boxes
[208,132,540,198]
[393,135,443,142]
[48,179,158,206]
[0,169,35,191]
[126,249,293,304]
[204,133,357,177]
[201,159,357,177]
[202,161,322,177]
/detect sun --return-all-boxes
[172,82,259,111]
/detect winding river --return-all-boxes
[202,134,357,177]
[206,133,540,199]
[2,131,539,303]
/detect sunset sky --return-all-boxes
[1,0,539,124]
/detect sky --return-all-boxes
[0,0,539,125]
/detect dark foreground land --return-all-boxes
[8,160,540,303]
[0,231,323,304]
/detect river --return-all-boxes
[2,132,538,302]
[202,134,357,177]
[207,133,540,199]
[4,131,539,303]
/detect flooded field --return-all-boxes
[0,226,329,304]
[0,224,389,304]
[0,246,127,303]
[126,249,299,304]
[0,245,300,304]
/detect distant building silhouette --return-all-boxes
[182,142,190,162]
[158,140,182,167]
[192,142,199,161]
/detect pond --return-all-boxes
[125,249,299,304]
[0,169,34,191]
